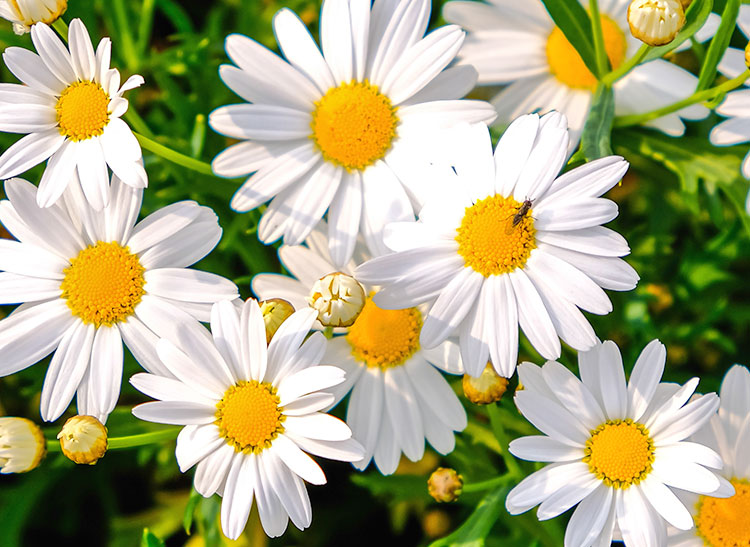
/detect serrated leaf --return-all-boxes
[541,0,599,78]
[643,0,714,62]
[429,486,507,547]
[581,83,615,160]
[696,0,739,90]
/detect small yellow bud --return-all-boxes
[422,509,452,538]
[1,0,68,35]
[307,272,366,328]
[259,299,295,343]
[628,0,686,47]
[428,467,463,503]
[0,417,46,473]
[462,363,509,405]
[57,415,108,465]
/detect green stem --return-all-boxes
[46,427,180,452]
[461,476,508,493]
[614,69,750,128]
[51,18,68,41]
[134,131,223,179]
[136,0,157,59]
[486,403,522,478]
[601,44,650,85]
[589,0,609,77]
[112,0,139,71]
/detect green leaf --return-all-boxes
[696,0,739,90]
[183,487,201,535]
[141,528,166,547]
[540,0,599,78]
[351,473,433,503]
[429,486,507,547]
[643,0,714,62]
[580,83,615,161]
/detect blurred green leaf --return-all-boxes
[540,0,599,78]
[696,0,739,91]
[141,528,166,547]
[429,486,507,547]
[581,83,614,161]
[351,473,433,503]
[183,487,201,535]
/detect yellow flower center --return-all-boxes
[546,16,627,89]
[346,295,421,369]
[56,81,110,141]
[695,479,750,546]
[60,241,145,327]
[583,419,654,488]
[455,195,536,277]
[216,381,285,453]
[310,80,398,171]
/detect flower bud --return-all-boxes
[307,272,366,328]
[0,417,46,473]
[628,0,685,47]
[745,41,750,69]
[260,299,295,343]
[428,467,463,503]
[462,362,509,405]
[0,0,67,35]
[57,415,108,465]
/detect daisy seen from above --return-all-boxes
[253,222,467,475]
[355,115,639,379]
[443,0,717,147]
[0,18,145,209]
[209,0,496,267]
[0,174,238,423]
[507,339,733,547]
[130,299,365,539]
[667,364,750,547]
[0,0,66,34]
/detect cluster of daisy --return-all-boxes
[0,0,748,545]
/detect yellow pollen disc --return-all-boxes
[455,195,536,277]
[583,419,654,489]
[56,81,110,141]
[695,479,750,546]
[546,16,627,89]
[216,381,285,453]
[60,241,145,327]
[346,295,421,369]
[310,80,398,171]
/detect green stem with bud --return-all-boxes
[461,475,510,493]
[46,427,180,452]
[51,17,68,40]
[601,44,651,85]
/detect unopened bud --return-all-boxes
[1,0,68,35]
[260,299,295,343]
[307,272,366,328]
[745,41,750,69]
[57,415,108,465]
[628,0,685,47]
[462,363,509,405]
[428,467,463,503]
[0,417,46,473]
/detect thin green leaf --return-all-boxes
[581,83,615,161]
[183,487,201,535]
[643,0,713,62]
[540,0,599,78]
[429,486,508,547]
[696,0,739,90]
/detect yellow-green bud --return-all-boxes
[462,362,509,405]
[428,467,463,503]
[307,272,366,328]
[628,0,685,47]
[58,415,108,465]
[0,417,46,473]
[260,299,295,343]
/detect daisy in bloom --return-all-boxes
[209,0,496,267]
[506,340,733,547]
[253,222,467,475]
[355,115,638,378]
[0,0,66,34]
[667,365,750,547]
[0,175,238,423]
[130,299,365,539]
[442,0,717,146]
[0,18,145,209]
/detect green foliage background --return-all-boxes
[0,0,749,545]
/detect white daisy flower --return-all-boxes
[0,175,238,423]
[0,0,66,34]
[443,0,718,146]
[506,340,733,547]
[130,299,365,539]
[667,364,750,547]
[0,18,146,209]
[253,222,467,475]
[355,115,638,378]
[209,0,496,267]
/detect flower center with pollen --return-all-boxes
[695,479,750,546]
[60,241,145,327]
[456,195,536,277]
[346,295,421,369]
[310,80,398,171]
[583,419,654,488]
[56,81,110,141]
[216,381,285,453]
[546,16,627,89]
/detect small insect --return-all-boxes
[504,199,533,235]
